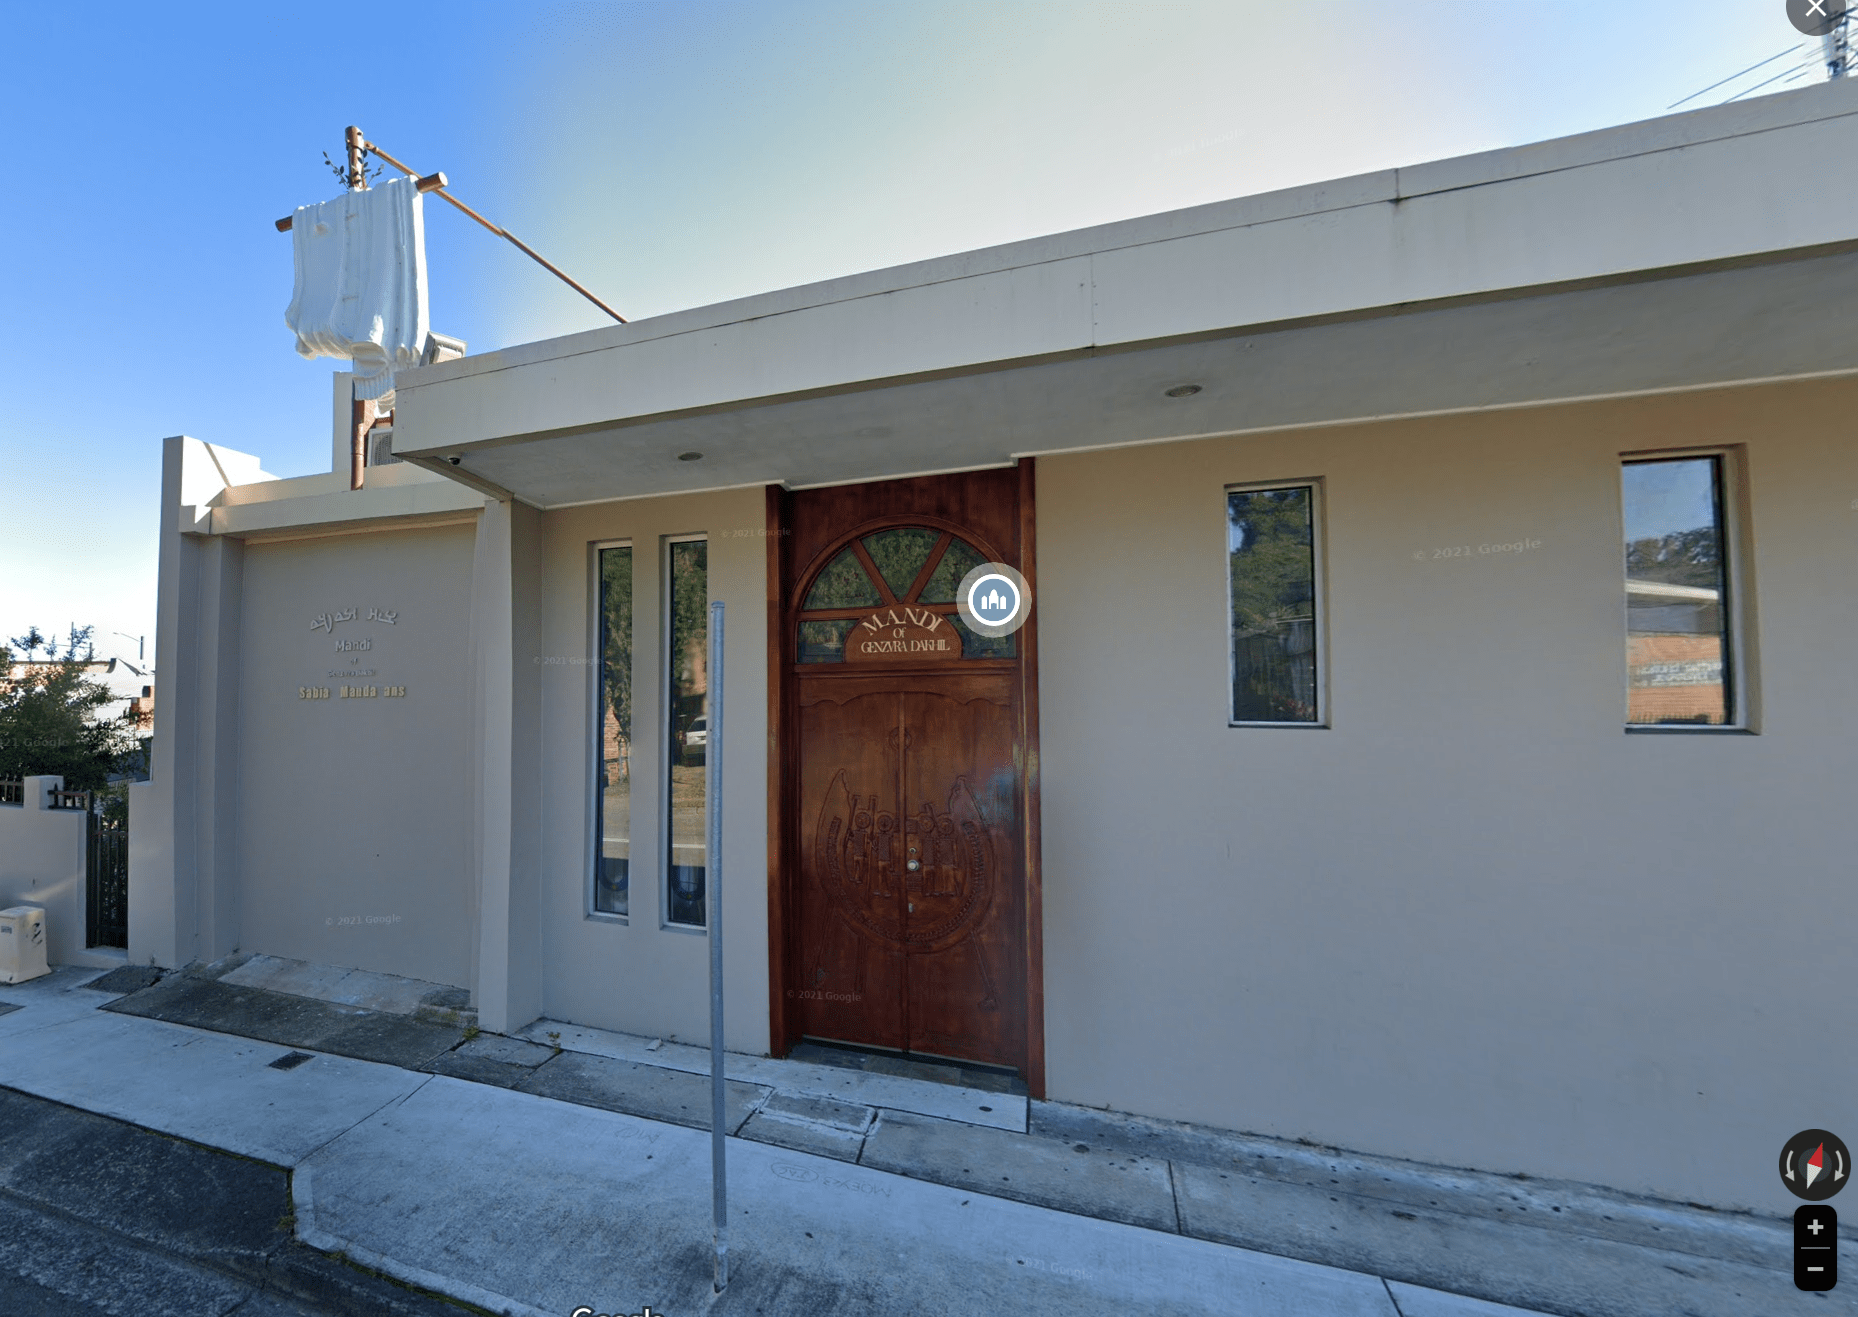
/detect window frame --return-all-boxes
[1225,477,1328,729]
[661,532,710,932]
[1620,446,1752,734]
[587,538,632,923]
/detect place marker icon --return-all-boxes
[955,562,1031,639]
[1782,1129,1851,1202]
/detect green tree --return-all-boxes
[669,539,708,692]
[0,624,144,791]
[1626,528,1721,590]
[600,547,633,776]
[1228,490,1317,722]
[1229,490,1315,633]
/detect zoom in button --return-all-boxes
[1797,1205,1838,1291]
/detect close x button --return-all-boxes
[1797,1205,1839,1291]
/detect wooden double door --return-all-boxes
[769,464,1040,1080]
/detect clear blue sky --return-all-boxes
[0,1,1810,667]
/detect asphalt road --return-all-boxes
[0,1086,475,1317]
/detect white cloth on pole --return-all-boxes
[283,176,429,405]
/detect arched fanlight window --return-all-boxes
[795,527,1014,662]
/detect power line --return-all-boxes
[1721,58,1819,104]
[1668,44,1801,109]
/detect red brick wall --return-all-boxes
[1626,633,1725,724]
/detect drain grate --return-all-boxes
[268,1051,315,1071]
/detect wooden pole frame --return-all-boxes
[275,127,627,325]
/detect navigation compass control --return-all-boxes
[1782,1130,1850,1203]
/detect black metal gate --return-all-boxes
[86,809,128,948]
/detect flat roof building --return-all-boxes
[134,78,1858,1215]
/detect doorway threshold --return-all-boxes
[791,1037,1028,1097]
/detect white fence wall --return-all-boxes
[0,775,122,969]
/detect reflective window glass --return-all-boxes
[949,612,1016,659]
[1623,457,1731,726]
[860,528,944,601]
[919,536,987,604]
[595,545,631,916]
[803,546,881,610]
[1228,486,1319,724]
[666,537,708,926]
[798,619,856,664]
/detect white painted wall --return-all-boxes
[1032,376,1858,1213]
[0,777,119,969]
[533,487,770,1052]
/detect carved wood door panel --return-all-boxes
[896,686,1023,1067]
[798,687,907,1052]
[777,466,1037,1079]
[797,676,1023,1069]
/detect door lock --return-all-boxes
[907,860,920,871]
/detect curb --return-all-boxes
[292,1161,554,1317]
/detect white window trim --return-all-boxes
[588,538,632,923]
[1620,445,1752,734]
[662,532,710,932]
[1225,477,1328,729]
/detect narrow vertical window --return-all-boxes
[594,545,632,916]
[1623,456,1733,727]
[665,536,708,927]
[1228,484,1320,724]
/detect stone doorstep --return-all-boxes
[787,1038,1028,1096]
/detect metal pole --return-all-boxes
[361,139,628,325]
[706,599,727,1292]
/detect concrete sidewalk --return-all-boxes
[0,1086,473,1317]
[0,962,1837,1316]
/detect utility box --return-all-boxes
[0,906,49,984]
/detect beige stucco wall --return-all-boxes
[534,487,770,1052]
[1032,376,1858,1213]
[233,523,478,987]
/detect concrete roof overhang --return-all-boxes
[392,80,1858,509]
